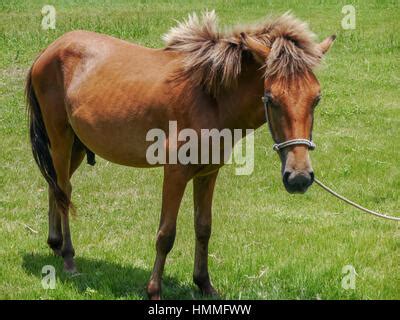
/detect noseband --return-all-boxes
[262,93,316,152]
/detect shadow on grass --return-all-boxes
[22,253,203,299]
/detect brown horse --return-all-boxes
[26,11,334,299]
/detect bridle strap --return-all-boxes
[273,139,316,151]
[262,94,316,152]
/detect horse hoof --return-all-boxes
[148,294,161,300]
[146,281,161,300]
[200,285,219,297]
[63,258,77,274]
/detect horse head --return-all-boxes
[241,32,335,193]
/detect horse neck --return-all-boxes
[217,59,265,130]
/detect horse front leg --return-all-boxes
[146,165,189,300]
[193,170,219,296]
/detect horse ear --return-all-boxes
[240,32,271,61]
[319,35,336,54]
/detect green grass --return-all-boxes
[0,0,399,300]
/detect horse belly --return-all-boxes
[69,104,163,168]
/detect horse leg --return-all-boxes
[47,188,62,256]
[146,166,189,300]
[48,127,78,272]
[47,138,84,256]
[193,170,219,296]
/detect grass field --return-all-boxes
[0,0,399,300]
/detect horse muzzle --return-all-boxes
[283,170,314,194]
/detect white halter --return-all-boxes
[262,94,316,152]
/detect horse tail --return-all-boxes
[26,66,71,215]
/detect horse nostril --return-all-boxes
[310,171,315,183]
[283,171,291,185]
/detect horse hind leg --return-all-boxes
[47,188,62,256]
[47,135,85,257]
[38,122,82,272]
[47,128,78,272]
[45,137,63,257]
[33,103,77,272]
[27,65,84,272]
[34,122,77,270]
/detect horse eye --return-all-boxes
[313,96,321,108]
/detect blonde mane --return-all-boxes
[163,11,323,95]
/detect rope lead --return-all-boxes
[314,178,400,221]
